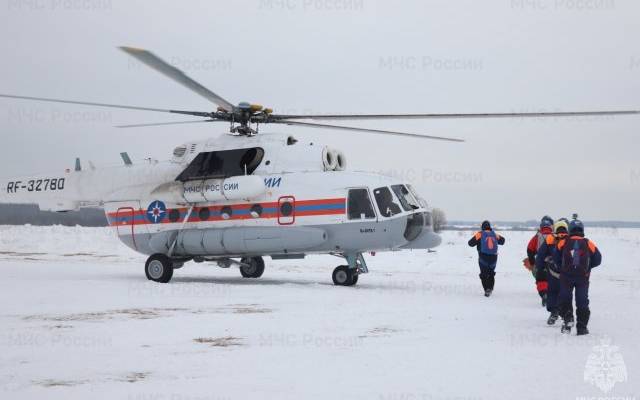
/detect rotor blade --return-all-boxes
[115,119,220,128]
[0,93,213,117]
[120,46,235,112]
[271,110,640,121]
[275,120,464,142]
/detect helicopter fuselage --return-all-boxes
[0,133,441,284]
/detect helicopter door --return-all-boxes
[277,196,295,225]
[115,206,137,250]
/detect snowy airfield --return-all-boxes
[1,225,639,400]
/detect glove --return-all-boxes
[522,257,534,271]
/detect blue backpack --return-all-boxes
[561,238,591,275]
[480,231,499,255]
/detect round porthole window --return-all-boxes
[198,207,210,221]
[168,209,181,222]
[250,204,263,218]
[221,206,233,220]
[280,201,293,217]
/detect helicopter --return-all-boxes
[1,47,638,286]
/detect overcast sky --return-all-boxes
[1,0,638,222]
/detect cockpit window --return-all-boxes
[391,184,421,211]
[407,184,428,208]
[176,147,264,182]
[373,187,402,217]
[348,189,376,220]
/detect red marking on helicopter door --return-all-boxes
[277,196,296,225]
[115,207,137,250]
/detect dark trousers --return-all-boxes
[558,274,590,328]
[478,254,497,290]
[546,272,571,315]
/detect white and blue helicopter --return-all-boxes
[1,47,637,286]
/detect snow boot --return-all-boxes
[577,327,589,336]
[576,308,590,336]
[484,289,492,297]
[547,312,559,326]
[561,320,573,334]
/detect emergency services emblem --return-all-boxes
[146,200,167,224]
[584,336,627,393]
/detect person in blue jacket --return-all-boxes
[468,220,506,297]
[535,219,570,326]
[553,219,602,335]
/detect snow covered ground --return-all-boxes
[1,225,639,400]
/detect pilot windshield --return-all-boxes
[406,184,428,208]
[373,187,402,217]
[391,184,421,211]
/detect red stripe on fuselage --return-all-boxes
[106,198,346,226]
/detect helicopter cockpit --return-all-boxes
[347,182,432,242]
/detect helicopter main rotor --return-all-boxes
[1,46,639,143]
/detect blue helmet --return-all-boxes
[569,219,584,235]
[540,215,554,229]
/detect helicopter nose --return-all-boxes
[400,212,442,249]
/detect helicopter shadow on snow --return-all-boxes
[122,274,480,295]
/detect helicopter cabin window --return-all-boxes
[280,201,293,217]
[168,209,181,222]
[176,147,264,182]
[198,207,210,221]
[373,187,402,217]
[250,204,263,218]
[347,189,375,220]
[391,184,421,211]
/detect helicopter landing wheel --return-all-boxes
[332,265,358,286]
[240,256,265,278]
[145,253,174,283]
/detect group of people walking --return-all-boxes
[467,216,602,335]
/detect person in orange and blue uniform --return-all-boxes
[524,216,554,307]
[535,219,570,325]
[468,220,506,297]
[553,219,602,335]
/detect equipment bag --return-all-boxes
[561,238,590,275]
[480,231,499,255]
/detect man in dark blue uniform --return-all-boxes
[553,220,602,335]
[468,220,506,297]
[535,220,570,325]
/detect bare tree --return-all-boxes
[431,208,447,233]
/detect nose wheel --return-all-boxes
[332,253,368,286]
[332,265,358,286]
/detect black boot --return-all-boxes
[559,303,574,334]
[488,273,495,291]
[540,292,547,307]
[547,312,559,325]
[479,273,488,296]
[576,308,590,336]
[480,272,494,297]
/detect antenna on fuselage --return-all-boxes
[120,152,133,166]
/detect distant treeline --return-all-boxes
[447,220,640,230]
[0,204,107,227]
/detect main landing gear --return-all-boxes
[239,256,265,278]
[145,254,174,283]
[332,253,368,287]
